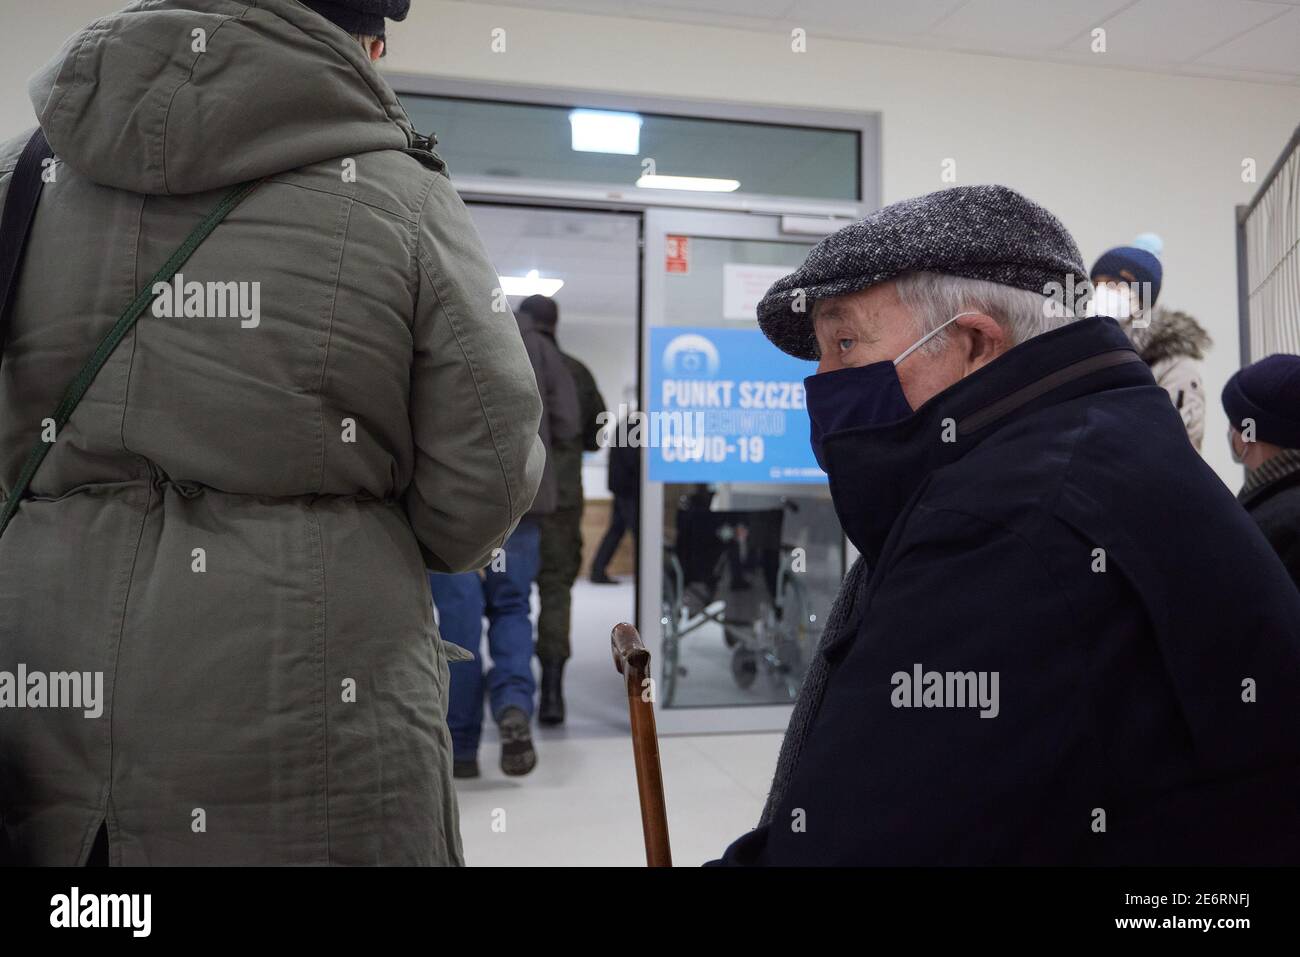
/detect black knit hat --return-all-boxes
[1222,354,1300,449]
[302,0,410,39]
[517,295,559,331]
[756,185,1088,360]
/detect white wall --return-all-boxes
[4,0,1299,485]
[382,1,1300,486]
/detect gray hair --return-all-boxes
[894,271,1078,355]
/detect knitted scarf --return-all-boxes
[759,556,869,826]
[1241,448,1300,499]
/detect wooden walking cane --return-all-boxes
[610,622,672,867]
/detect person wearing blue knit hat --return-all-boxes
[1091,243,1163,314]
[1090,235,1212,450]
[1224,354,1300,589]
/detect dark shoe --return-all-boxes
[453,757,480,779]
[498,707,537,776]
[589,572,618,585]
[538,659,566,726]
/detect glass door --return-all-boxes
[638,209,845,734]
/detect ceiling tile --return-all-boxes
[1194,5,1300,72]
[442,0,1300,85]
[779,0,967,37]
[636,0,793,17]
[1079,0,1287,63]
[925,0,1133,50]
[1173,61,1300,83]
[485,0,634,16]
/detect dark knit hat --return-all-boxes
[517,294,558,331]
[1091,245,1163,308]
[756,185,1088,360]
[302,0,410,39]
[1222,354,1300,449]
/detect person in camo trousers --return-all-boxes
[430,302,579,779]
[520,296,607,726]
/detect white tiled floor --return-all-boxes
[453,579,783,866]
[454,731,779,866]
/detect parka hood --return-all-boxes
[1122,307,1212,365]
[28,0,415,195]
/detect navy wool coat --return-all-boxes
[719,317,1300,865]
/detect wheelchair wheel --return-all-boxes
[661,621,681,707]
[660,557,682,707]
[771,574,810,696]
[730,647,758,690]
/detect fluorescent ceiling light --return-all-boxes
[500,269,564,297]
[636,174,741,192]
[569,109,642,155]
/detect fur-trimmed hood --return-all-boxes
[1121,307,1212,365]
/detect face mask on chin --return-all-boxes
[803,311,979,471]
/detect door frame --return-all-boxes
[390,75,878,733]
[385,72,880,217]
[465,198,647,652]
[641,207,832,734]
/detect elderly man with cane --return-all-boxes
[714,185,1300,866]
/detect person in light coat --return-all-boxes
[1090,236,1211,451]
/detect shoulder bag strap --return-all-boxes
[0,168,264,537]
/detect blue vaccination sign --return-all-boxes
[646,326,825,484]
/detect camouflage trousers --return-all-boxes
[537,505,583,661]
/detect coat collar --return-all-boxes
[1240,448,1300,507]
[820,317,1149,565]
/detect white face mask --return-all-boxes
[1087,282,1137,320]
[1229,428,1249,465]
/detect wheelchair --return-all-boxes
[659,497,810,707]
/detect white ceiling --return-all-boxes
[454,0,1300,86]
[471,205,640,326]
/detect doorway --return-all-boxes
[468,202,844,735]
[414,80,876,735]
[640,209,842,733]
[467,203,642,732]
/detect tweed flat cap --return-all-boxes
[757,185,1088,360]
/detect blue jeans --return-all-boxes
[429,520,540,760]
